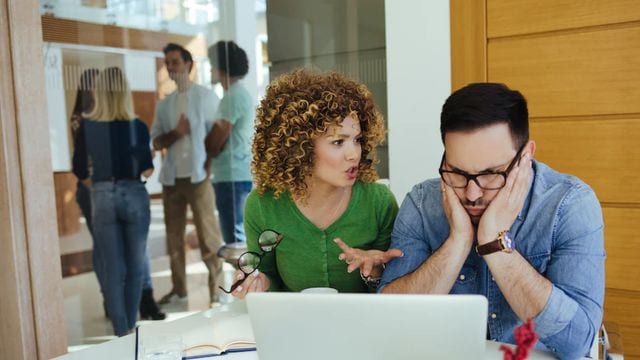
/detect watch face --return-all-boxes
[502,231,514,251]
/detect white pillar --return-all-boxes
[385,0,451,202]
[43,44,70,172]
[216,0,259,105]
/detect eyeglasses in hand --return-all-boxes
[218,229,284,294]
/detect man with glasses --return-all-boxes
[379,83,604,359]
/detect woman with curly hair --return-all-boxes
[227,69,402,298]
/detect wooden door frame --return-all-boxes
[0,0,67,358]
[450,0,487,90]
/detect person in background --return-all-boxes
[152,43,223,306]
[72,67,154,336]
[206,40,254,261]
[139,224,166,319]
[380,83,604,359]
[71,68,100,239]
[70,68,105,312]
[71,68,165,321]
[229,69,402,299]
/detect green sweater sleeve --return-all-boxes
[244,191,285,291]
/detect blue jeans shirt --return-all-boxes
[379,161,605,359]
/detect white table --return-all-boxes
[55,301,557,360]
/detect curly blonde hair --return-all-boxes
[252,69,386,201]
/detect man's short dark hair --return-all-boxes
[207,40,249,77]
[440,83,529,149]
[163,43,193,69]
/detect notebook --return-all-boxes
[136,304,256,360]
[246,293,488,360]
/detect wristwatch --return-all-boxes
[476,230,514,256]
[360,272,382,288]
[360,264,384,289]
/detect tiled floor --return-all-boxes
[60,199,237,352]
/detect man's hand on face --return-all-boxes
[175,113,191,137]
[441,179,475,247]
[477,153,532,245]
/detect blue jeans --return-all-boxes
[92,180,150,336]
[80,181,155,293]
[76,181,106,293]
[212,181,252,244]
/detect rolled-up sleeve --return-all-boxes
[533,184,605,359]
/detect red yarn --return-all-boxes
[500,319,538,360]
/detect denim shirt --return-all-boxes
[379,161,605,359]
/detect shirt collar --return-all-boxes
[517,160,538,221]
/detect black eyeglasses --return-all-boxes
[438,144,525,190]
[218,229,284,294]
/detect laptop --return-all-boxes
[246,293,488,360]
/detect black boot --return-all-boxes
[140,288,166,320]
[103,300,109,319]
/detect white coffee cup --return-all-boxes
[300,287,338,294]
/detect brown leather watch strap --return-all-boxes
[476,239,504,256]
[476,230,513,256]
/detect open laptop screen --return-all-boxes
[246,293,488,360]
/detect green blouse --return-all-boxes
[244,181,399,293]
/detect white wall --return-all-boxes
[216,0,259,106]
[123,52,164,195]
[43,45,70,172]
[124,53,157,91]
[385,0,450,202]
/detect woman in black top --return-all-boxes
[73,67,154,336]
[70,68,105,305]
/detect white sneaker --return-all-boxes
[157,291,187,305]
[216,242,247,262]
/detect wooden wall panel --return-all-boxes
[603,207,640,292]
[41,16,201,54]
[53,172,80,236]
[42,16,125,49]
[487,0,640,38]
[604,288,640,358]
[530,119,640,204]
[454,0,640,352]
[132,91,157,129]
[450,0,486,90]
[488,26,640,118]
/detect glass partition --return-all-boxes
[41,0,387,351]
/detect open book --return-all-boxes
[182,311,256,358]
[183,339,257,358]
[137,304,255,359]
